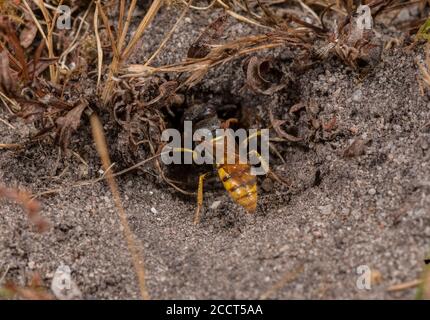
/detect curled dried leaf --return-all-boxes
[289,102,306,116]
[55,99,88,150]
[245,56,286,95]
[143,80,179,107]
[269,109,302,142]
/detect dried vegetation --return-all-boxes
[1,0,430,299]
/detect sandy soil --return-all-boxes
[1,5,430,299]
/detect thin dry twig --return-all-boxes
[93,5,103,88]
[89,112,149,300]
[386,279,422,292]
[144,0,193,67]
[23,0,56,81]
[0,143,22,149]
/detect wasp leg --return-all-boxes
[240,130,262,151]
[160,147,200,193]
[194,173,209,225]
[247,149,270,174]
[169,148,212,223]
[163,147,212,222]
[167,147,199,162]
[269,142,286,164]
[222,118,239,129]
[243,132,291,186]
[248,149,289,186]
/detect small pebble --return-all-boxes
[352,89,363,102]
[261,178,273,192]
[210,200,221,210]
[368,188,377,196]
[318,204,333,215]
[151,207,158,214]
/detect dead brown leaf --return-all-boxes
[289,102,306,116]
[187,13,228,59]
[0,16,29,81]
[143,80,179,107]
[55,99,88,150]
[245,56,285,95]
[269,109,302,142]
[343,139,366,157]
[19,10,37,49]
[0,50,14,94]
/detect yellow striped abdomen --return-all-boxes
[217,163,257,212]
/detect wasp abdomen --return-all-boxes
[217,164,257,213]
